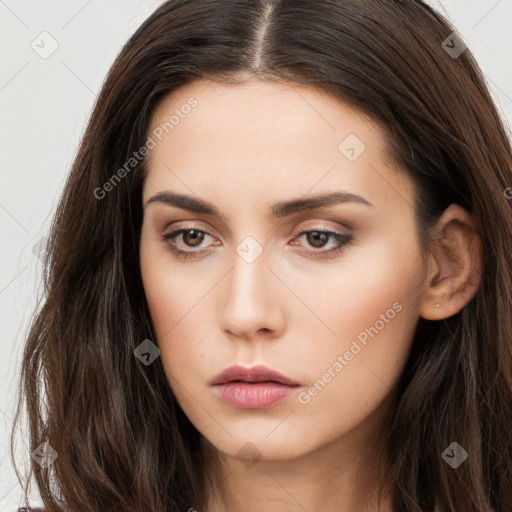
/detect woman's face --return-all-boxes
[140,78,429,462]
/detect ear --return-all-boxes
[419,204,482,320]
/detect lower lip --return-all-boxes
[213,382,299,409]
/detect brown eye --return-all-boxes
[162,228,215,258]
[306,231,330,248]
[293,229,353,258]
[181,229,205,247]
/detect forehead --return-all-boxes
[148,78,378,149]
[143,78,413,215]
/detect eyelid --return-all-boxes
[162,219,218,235]
[291,220,351,237]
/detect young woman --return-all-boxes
[11,1,512,511]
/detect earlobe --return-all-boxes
[419,204,482,320]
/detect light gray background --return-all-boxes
[1,0,511,509]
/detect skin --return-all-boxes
[139,77,482,512]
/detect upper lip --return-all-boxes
[209,364,300,386]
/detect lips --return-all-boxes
[209,364,300,387]
[209,365,301,409]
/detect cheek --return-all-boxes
[296,306,415,448]
[140,230,205,332]
[292,228,423,347]
[291,300,418,449]
[139,242,217,388]
[140,268,195,353]
[295,234,423,406]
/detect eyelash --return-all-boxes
[162,227,353,260]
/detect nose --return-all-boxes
[220,244,286,340]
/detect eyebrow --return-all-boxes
[144,190,374,220]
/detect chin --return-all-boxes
[204,429,318,463]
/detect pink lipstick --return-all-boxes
[209,364,301,409]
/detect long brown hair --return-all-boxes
[11,1,512,511]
